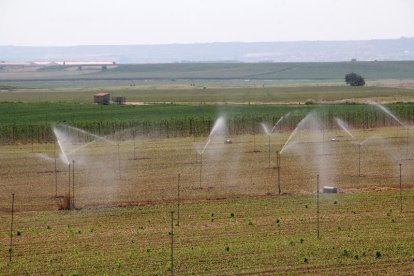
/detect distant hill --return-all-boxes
[0,38,413,63]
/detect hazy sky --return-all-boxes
[0,0,413,46]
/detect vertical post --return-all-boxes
[358,143,361,177]
[118,143,121,180]
[9,193,15,262]
[277,151,281,195]
[54,141,58,197]
[317,174,320,239]
[177,173,181,226]
[199,154,202,189]
[268,135,271,167]
[54,157,58,197]
[406,127,409,158]
[170,211,174,276]
[399,163,402,213]
[72,160,75,209]
[68,163,71,210]
[31,125,34,153]
[133,130,137,160]
[253,131,256,152]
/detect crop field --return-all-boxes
[1,85,414,104]
[2,102,414,144]
[1,61,414,274]
[1,61,414,81]
[1,126,414,274]
[1,192,414,275]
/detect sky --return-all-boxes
[0,0,413,46]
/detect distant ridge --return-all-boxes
[1,38,413,63]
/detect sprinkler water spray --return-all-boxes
[261,113,290,167]
[194,117,226,189]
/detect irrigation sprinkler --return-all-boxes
[54,142,58,197]
[170,211,174,276]
[268,135,271,168]
[199,153,203,188]
[276,151,281,195]
[72,160,75,209]
[177,173,181,226]
[316,175,320,240]
[117,142,121,180]
[68,163,71,210]
[399,163,402,213]
[9,193,15,262]
[358,143,361,177]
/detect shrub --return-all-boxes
[345,73,365,86]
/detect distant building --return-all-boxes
[94,93,110,104]
[112,96,126,105]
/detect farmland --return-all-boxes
[1,192,414,275]
[1,101,414,144]
[1,61,414,82]
[1,62,414,274]
[1,129,414,274]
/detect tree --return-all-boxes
[345,72,365,86]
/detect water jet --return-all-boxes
[194,117,226,188]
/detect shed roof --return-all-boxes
[95,92,110,97]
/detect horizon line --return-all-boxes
[1,37,413,48]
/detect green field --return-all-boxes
[1,61,414,82]
[1,102,414,143]
[1,86,413,104]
